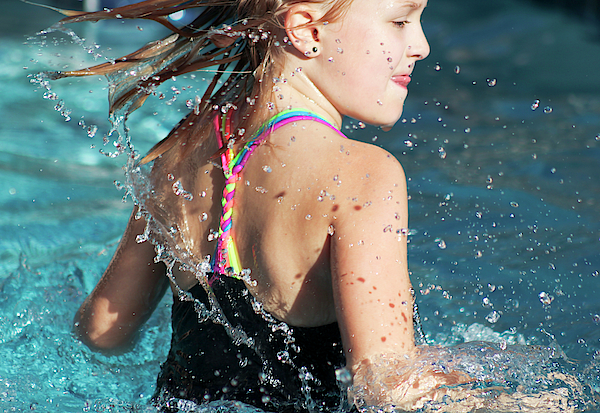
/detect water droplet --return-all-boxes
[262,165,272,173]
[172,181,194,201]
[372,136,378,142]
[531,99,540,110]
[167,173,175,181]
[335,367,352,385]
[539,291,554,305]
[383,225,393,233]
[328,57,335,62]
[305,214,312,220]
[544,106,553,114]
[438,147,446,159]
[207,229,219,241]
[333,175,339,181]
[87,125,98,138]
[328,225,335,235]
[510,201,519,208]
[464,127,471,133]
[454,65,460,74]
[593,314,600,324]
[405,140,414,148]
[487,78,497,87]
[337,47,343,54]
[254,186,268,194]
[200,212,208,222]
[435,238,447,249]
[434,63,441,71]
[318,190,328,202]
[377,100,383,106]
[595,134,600,141]
[485,310,501,324]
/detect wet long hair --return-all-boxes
[48,0,352,164]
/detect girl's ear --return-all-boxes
[284,4,322,57]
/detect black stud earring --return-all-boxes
[312,47,318,53]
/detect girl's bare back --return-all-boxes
[153,117,409,329]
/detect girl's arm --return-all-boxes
[330,147,473,408]
[330,148,415,369]
[74,207,169,352]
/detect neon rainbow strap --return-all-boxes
[213,109,346,278]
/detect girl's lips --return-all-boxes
[392,75,411,88]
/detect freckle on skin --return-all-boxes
[372,286,377,290]
[332,204,339,212]
[389,303,395,308]
[354,205,362,211]
[402,312,408,322]
[381,337,386,342]
[357,277,365,283]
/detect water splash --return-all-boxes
[350,342,597,412]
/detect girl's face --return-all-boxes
[311,0,429,127]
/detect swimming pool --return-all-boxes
[1,0,599,411]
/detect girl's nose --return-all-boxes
[409,25,430,61]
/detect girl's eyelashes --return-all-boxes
[393,20,408,28]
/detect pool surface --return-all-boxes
[1,0,599,411]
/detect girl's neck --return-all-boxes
[273,60,343,130]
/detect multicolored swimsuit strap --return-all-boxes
[211,109,346,278]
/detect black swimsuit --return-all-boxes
[153,276,347,412]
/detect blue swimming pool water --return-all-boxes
[1,0,599,411]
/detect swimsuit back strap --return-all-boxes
[213,109,346,278]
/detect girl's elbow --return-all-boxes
[73,311,135,354]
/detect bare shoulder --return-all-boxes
[269,119,405,182]
[328,138,407,221]
[337,140,406,188]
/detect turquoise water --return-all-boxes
[1,0,599,411]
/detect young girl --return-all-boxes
[50,0,574,411]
